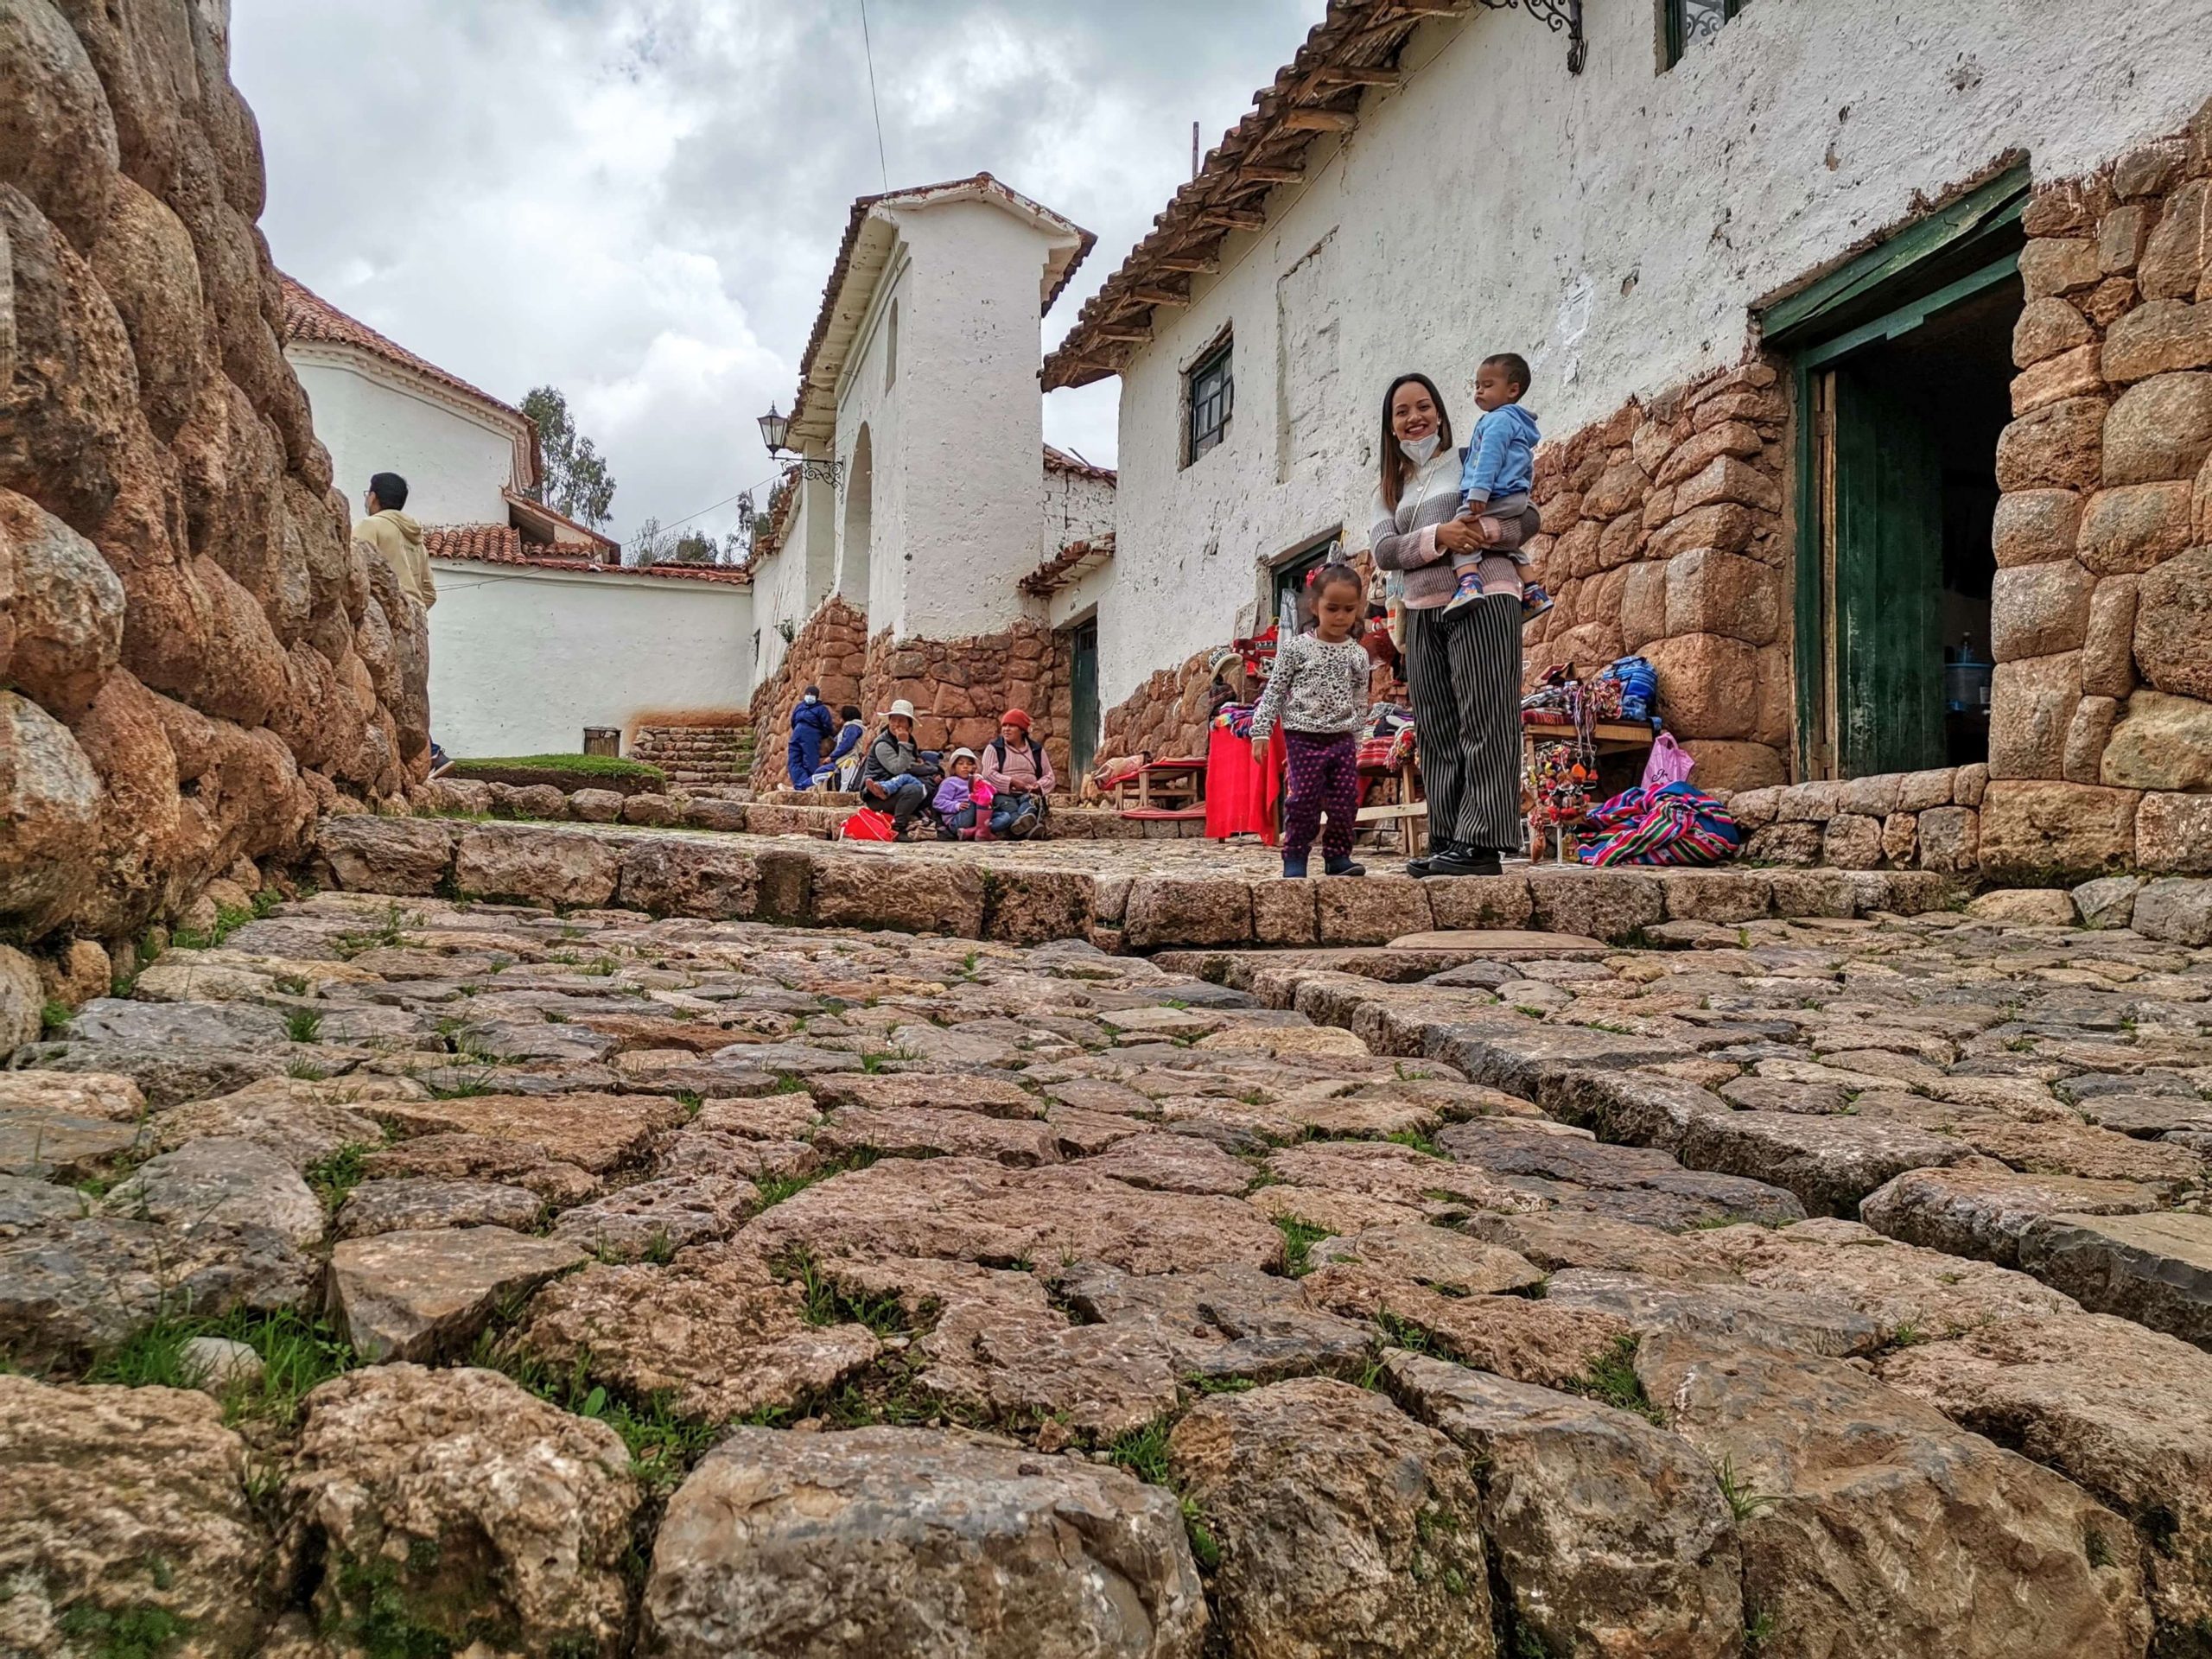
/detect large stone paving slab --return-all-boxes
[1637,1332,2152,1659]
[643,1427,1209,1658]
[2016,1211,2212,1350]
[10,873,2212,1658]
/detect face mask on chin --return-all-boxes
[1399,432,1441,465]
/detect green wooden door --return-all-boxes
[1069,621,1099,781]
[1829,362,1945,776]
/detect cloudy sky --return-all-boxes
[231,0,1327,547]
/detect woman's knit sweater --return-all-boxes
[1369,446,1536,609]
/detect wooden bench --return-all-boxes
[1356,798,1429,855]
[1109,757,1207,814]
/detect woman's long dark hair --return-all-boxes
[1379,372,1454,513]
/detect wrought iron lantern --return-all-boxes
[757,404,842,487]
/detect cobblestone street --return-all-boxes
[6,884,2210,1655]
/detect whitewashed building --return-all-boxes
[1045,0,2212,880]
[746,175,1116,780]
[280,276,754,759]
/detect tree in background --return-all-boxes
[627,515,670,567]
[670,531,716,565]
[521,385,618,528]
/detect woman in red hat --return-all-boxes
[977,708,1055,838]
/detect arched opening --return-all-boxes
[840,425,874,613]
[884,300,899,391]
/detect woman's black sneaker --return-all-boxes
[1426,848,1503,877]
[1407,842,1455,878]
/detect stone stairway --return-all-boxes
[629,722,754,785]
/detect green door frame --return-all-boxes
[1068,619,1099,781]
[1759,165,2029,776]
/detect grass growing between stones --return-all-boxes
[751,1147,882,1211]
[83,1308,357,1431]
[285,1008,324,1044]
[1383,1129,1445,1157]
[1098,1415,1224,1577]
[40,1000,71,1036]
[55,1602,193,1659]
[474,1342,721,1496]
[1716,1456,1777,1522]
[334,903,418,959]
[1272,1216,1329,1277]
[304,1145,372,1214]
[773,1249,911,1338]
[1573,1334,1664,1425]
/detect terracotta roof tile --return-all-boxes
[425,524,753,585]
[1046,0,1451,390]
[1019,532,1116,596]
[1043,443,1117,485]
[504,488,619,553]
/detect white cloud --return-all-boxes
[231,0,1326,541]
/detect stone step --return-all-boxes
[317,816,1961,950]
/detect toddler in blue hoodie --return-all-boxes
[1446,353,1551,618]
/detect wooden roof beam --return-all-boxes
[1130,286,1192,307]
[1198,207,1267,231]
[1096,326,1153,344]
[1314,66,1404,86]
[1158,253,1223,274]
[1282,108,1357,133]
[1236,164,1306,185]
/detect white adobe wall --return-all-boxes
[1098,0,2212,715]
[1043,557,1116,633]
[875,200,1058,642]
[429,560,753,757]
[288,353,518,527]
[747,474,842,691]
[831,260,909,630]
[748,538,790,688]
[1043,463,1116,556]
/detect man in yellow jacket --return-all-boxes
[354,472,436,609]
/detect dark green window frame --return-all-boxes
[1186,338,1234,466]
[1663,0,1747,68]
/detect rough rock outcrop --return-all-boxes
[0,0,423,953]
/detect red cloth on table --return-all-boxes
[1205,725,1280,846]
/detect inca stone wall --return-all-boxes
[747,596,868,789]
[1,0,425,963]
[1098,646,1223,775]
[1524,363,1793,798]
[1981,108,2212,880]
[748,598,1070,788]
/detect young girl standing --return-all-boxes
[1250,564,1371,879]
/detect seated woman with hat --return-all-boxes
[860,699,930,838]
[977,708,1055,839]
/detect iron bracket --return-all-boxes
[1475,0,1586,74]
[787,457,844,491]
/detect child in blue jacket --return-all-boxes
[1446,353,1551,619]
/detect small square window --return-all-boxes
[1185,338,1233,466]
[1663,0,1746,67]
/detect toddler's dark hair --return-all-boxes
[1309,562,1365,601]
[1483,353,1531,394]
